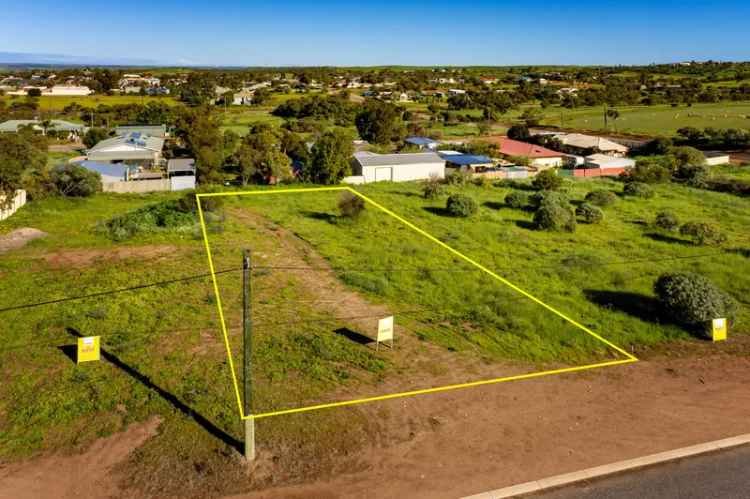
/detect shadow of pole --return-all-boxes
[65,328,242,453]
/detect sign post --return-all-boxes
[712,318,727,342]
[242,249,255,463]
[77,336,100,364]
[377,316,394,351]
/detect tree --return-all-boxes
[27,88,42,97]
[180,73,216,106]
[355,102,406,145]
[507,124,530,141]
[533,201,576,232]
[174,106,224,183]
[50,164,101,197]
[0,132,47,208]
[234,124,291,184]
[305,129,354,184]
[605,108,620,132]
[83,128,109,149]
[576,203,604,224]
[135,102,174,125]
[584,189,617,206]
[505,191,529,209]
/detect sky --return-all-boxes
[2,0,750,67]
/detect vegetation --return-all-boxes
[654,272,737,333]
[505,191,529,209]
[584,189,617,207]
[338,192,366,219]
[623,181,655,198]
[679,222,727,246]
[422,175,444,199]
[50,164,101,197]
[576,203,604,224]
[532,169,563,191]
[533,198,576,232]
[654,210,680,231]
[446,193,478,217]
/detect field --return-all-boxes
[1,177,749,496]
[541,101,750,136]
[0,94,180,111]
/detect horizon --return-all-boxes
[3,0,750,67]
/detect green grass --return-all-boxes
[544,102,750,136]
[1,94,180,111]
[1,178,748,495]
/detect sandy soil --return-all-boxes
[0,417,161,499]
[231,343,750,499]
[0,228,47,254]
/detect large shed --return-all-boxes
[347,152,445,184]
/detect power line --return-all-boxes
[0,267,243,314]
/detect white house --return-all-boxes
[345,152,445,184]
[704,152,731,166]
[552,133,629,156]
[87,132,165,166]
[584,154,636,170]
[9,85,93,96]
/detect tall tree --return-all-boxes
[0,131,47,207]
[175,106,224,183]
[305,130,354,184]
[355,102,406,145]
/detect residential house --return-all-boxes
[551,133,629,157]
[704,152,731,166]
[494,137,565,169]
[0,119,88,139]
[345,151,445,184]
[114,125,168,138]
[405,136,439,150]
[86,131,165,167]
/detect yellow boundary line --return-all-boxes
[197,187,638,420]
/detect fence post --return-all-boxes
[242,249,255,462]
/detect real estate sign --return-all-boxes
[712,318,727,342]
[77,336,101,364]
[377,316,394,350]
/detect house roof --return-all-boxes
[584,154,636,169]
[495,137,563,158]
[553,133,629,153]
[0,119,87,133]
[405,136,438,146]
[115,125,167,138]
[167,158,196,173]
[87,132,164,161]
[353,152,444,168]
[439,153,493,166]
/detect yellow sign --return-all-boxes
[77,336,101,364]
[712,318,727,342]
[377,316,394,350]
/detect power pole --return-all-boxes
[242,249,255,462]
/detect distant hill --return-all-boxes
[0,51,161,67]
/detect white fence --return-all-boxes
[102,176,196,194]
[0,190,27,221]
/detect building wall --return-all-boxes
[361,162,445,183]
[531,157,564,169]
[170,176,196,191]
[705,155,730,166]
[103,179,170,194]
[0,190,27,221]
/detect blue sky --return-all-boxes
[3,0,750,66]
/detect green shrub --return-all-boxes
[674,164,710,188]
[679,222,727,246]
[446,193,478,217]
[654,272,737,332]
[504,191,529,209]
[584,189,617,207]
[654,211,680,231]
[176,188,225,214]
[528,191,569,209]
[50,164,101,197]
[623,182,655,198]
[473,176,492,188]
[532,169,563,191]
[628,158,672,183]
[338,192,366,219]
[422,175,444,199]
[533,202,576,232]
[445,170,471,186]
[575,203,604,224]
[101,200,202,241]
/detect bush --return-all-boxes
[505,191,529,209]
[654,272,737,332]
[473,176,492,188]
[102,200,198,241]
[528,191,569,209]
[654,211,680,231]
[422,175,444,199]
[670,145,706,167]
[533,196,576,232]
[623,182,654,198]
[338,192,366,219]
[679,222,727,246]
[175,188,224,214]
[532,169,563,191]
[575,203,604,224]
[445,169,471,186]
[584,189,617,207]
[629,158,672,183]
[50,164,101,197]
[674,164,710,188]
[446,193,478,217]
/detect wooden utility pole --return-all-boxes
[242,249,255,462]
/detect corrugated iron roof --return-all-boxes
[353,152,444,167]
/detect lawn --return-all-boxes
[1,177,748,496]
[541,101,750,136]
[1,94,180,111]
